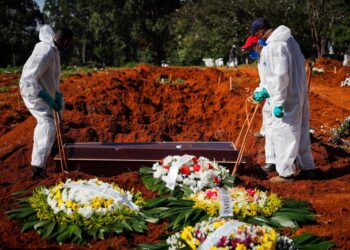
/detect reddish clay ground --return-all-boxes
[0,59,350,249]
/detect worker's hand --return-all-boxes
[55,91,63,112]
[38,89,56,109]
[253,87,270,102]
[273,106,284,118]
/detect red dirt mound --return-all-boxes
[0,58,350,249]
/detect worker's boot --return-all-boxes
[269,175,295,183]
[32,166,48,180]
[261,163,276,172]
[254,131,265,138]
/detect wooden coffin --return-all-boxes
[54,142,243,176]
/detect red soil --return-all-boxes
[0,59,349,249]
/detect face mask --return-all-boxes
[258,38,267,47]
[249,50,259,60]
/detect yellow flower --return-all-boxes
[236,243,247,250]
[213,220,225,229]
[190,192,220,216]
[181,226,194,244]
[210,247,217,250]
[104,198,114,208]
[66,200,73,207]
[179,226,199,250]
[91,197,102,209]
[66,200,80,211]
[188,241,197,250]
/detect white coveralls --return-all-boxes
[19,25,62,168]
[259,25,315,177]
[257,60,275,165]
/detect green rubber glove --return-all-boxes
[253,87,270,102]
[38,89,56,109]
[273,106,284,118]
[55,91,63,111]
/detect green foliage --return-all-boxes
[43,0,181,66]
[330,117,350,149]
[0,66,22,74]
[143,196,316,231]
[157,77,185,84]
[0,0,43,67]
[166,0,243,65]
[60,66,98,79]
[2,0,349,67]
[292,233,336,250]
[333,14,350,53]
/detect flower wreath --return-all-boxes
[140,155,236,197]
[143,187,315,231]
[139,217,334,250]
[7,178,150,244]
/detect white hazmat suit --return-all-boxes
[259,25,315,177]
[20,25,62,168]
[257,62,275,165]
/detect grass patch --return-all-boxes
[0,86,10,93]
[61,66,97,78]
[158,77,185,84]
[0,66,22,74]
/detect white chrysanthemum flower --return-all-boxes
[43,188,50,195]
[65,208,73,215]
[61,189,68,202]
[176,175,183,182]
[163,155,175,165]
[78,207,93,218]
[47,198,57,208]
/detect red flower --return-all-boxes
[213,176,221,184]
[246,188,256,196]
[163,165,170,170]
[193,164,201,172]
[180,165,191,176]
[208,163,214,170]
[192,157,198,164]
[205,190,218,199]
[159,158,164,164]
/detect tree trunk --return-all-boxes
[12,52,16,67]
[82,38,86,64]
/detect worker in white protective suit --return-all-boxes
[19,25,73,179]
[248,18,316,182]
[241,35,276,172]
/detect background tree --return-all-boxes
[165,0,315,65]
[306,0,349,58]
[123,0,182,65]
[0,0,42,67]
[1,0,349,67]
[166,0,246,65]
[332,14,350,55]
[43,0,181,66]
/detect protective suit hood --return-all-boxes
[39,25,55,47]
[267,25,291,43]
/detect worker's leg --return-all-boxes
[28,102,56,168]
[297,98,315,170]
[271,124,298,177]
